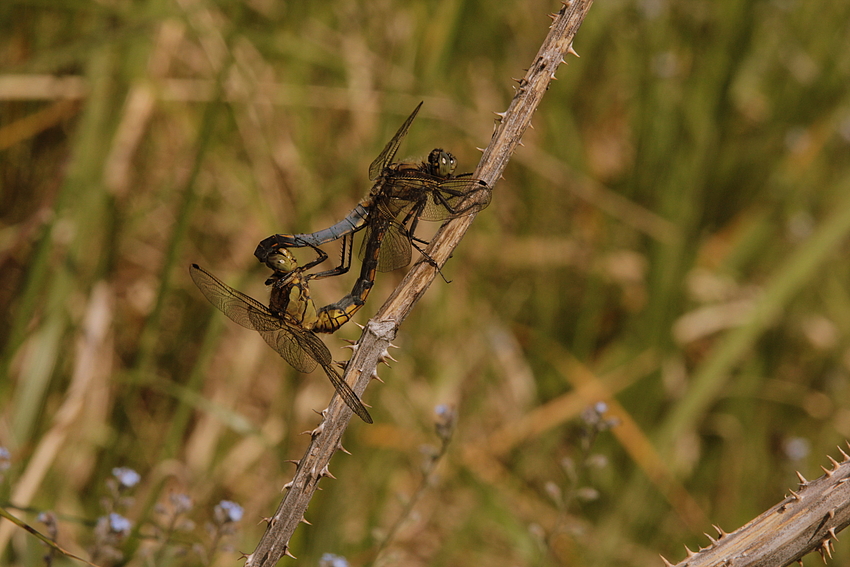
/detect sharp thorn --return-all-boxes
[796,471,809,486]
[341,338,356,345]
[659,554,674,567]
[821,465,834,477]
[319,464,336,479]
[284,459,300,467]
[829,527,839,541]
[684,545,696,558]
[828,455,840,469]
[337,442,352,455]
[547,12,557,20]
[380,349,398,363]
[789,489,802,501]
[371,370,385,383]
[284,547,297,559]
[282,481,293,490]
[301,517,312,525]
[567,43,580,58]
[340,344,357,351]
[839,445,850,461]
[704,532,716,544]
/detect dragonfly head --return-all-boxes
[265,248,299,273]
[428,149,457,178]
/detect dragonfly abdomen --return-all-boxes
[254,203,371,263]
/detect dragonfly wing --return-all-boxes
[357,208,412,273]
[317,360,373,423]
[368,102,423,181]
[287,326,373,423]
[190,264,279,331]
[420,178,492,221]
[255,325,319,374]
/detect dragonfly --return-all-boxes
[254,102,491,274]
[190,238,374,423]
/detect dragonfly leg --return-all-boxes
[408,238,452,284]
[306,235,354,280]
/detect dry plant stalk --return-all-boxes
[244,1,594,565]
[663,447,850,567]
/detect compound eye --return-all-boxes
[436,150,456,177]
[266,249,298,273]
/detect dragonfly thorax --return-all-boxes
[427,149,457,178]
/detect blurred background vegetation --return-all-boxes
[2,0,850,565]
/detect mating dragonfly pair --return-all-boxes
[191,103,491,423]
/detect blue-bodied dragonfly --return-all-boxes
[254,102,491,275]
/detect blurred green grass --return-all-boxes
[2,0,850,565]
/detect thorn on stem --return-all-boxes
[828,527,839,541]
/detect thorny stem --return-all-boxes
[245,2,594,566]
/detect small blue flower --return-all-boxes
[170,493,193,514]
[108,513,132,535]
[112,467,140,489]
[319,553,350,567]
[215,500,244,523]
